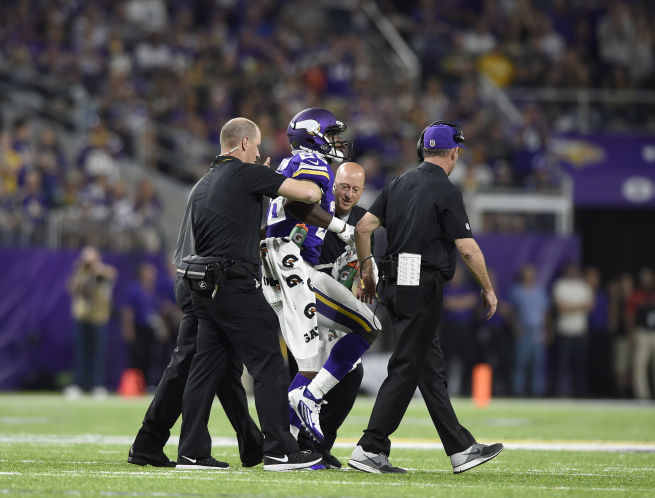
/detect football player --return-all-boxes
[264,108,380,445]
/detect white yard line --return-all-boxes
[1,434,654,453]
[0,473,648,494]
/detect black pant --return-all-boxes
[358,273,475,456]
[133,276,263,464]
[179,277,298,457]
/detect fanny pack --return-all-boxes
[178,255,256,298]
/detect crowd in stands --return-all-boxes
[0,114,164,250]
[1,0,653,200]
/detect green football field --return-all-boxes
[0,394,653,497]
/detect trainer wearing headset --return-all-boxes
[348,122,503,474]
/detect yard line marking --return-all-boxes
[0,474,646,493]
[1,434,654,453]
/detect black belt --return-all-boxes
[178,256,257,298]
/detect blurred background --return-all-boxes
[1,0,654,401]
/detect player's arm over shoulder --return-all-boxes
[277,177,321,203]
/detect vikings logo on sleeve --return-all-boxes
[266,151,336,265]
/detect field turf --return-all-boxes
[0,394,653,497]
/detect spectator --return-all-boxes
[441,266,479,395]
[585,267,613,398]
[475,269,513,396]
[627,267,655,400]
[509,264,550,397]
[552,262,593,397]
[121,262,168,386]
[608,273,634,398]
[65,246,117,397]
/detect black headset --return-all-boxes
[416,120,465,162]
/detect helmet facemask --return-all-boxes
[323,123,352,164]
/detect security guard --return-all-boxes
[348,122,503,474]
[175,117,323,471]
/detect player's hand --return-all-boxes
[481,289,498,320]
[337,223,356,246]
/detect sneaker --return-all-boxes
[348,445,406,474]
[288,386,325,442]
[176,455,229,470]
[320,451,342,470]
[450,442,503,474]
[92,386,108,398]
[127,446,176,467]
[263,450,322,471]
[63,385,83,398]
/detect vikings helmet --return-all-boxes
[287,107,352,163]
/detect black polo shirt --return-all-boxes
[318,205,373,267]
[368,161,472,280]
[182,156,285,266]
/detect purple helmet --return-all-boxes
[287,107,352,163]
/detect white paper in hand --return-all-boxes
[397,252,421,286]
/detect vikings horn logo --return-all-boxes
[304,302,317,319]
[292,119,321,136]
[286,274,303,287]
[282,255,298,268]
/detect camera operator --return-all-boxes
[65,246,117,397]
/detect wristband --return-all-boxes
[327,216,346,234]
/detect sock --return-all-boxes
[307,333,370,399]
[289,373,312,391]
[289,373,312,432]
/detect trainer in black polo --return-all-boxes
[127,445,176,467]
[450,442,503,474]
[263,450,322,471]
[176,455,229,470]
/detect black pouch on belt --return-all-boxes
[179,256,227,298]
[378,257,398,282]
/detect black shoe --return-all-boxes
[128,446,176,467]
[320,451,342,469]
[176,455,229,470]
[263,449,322,471]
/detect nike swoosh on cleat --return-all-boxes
[266,455,289,463]
[181,456,197,463]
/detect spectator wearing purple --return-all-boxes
[440,266,479,395]
[585,267,613,398]
[509,264,550,397]
[121,262,167,386]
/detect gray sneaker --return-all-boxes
[348,445,407,474]
[450,442,503,474]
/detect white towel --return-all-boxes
[260,237,319,360]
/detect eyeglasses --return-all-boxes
[336,183,362,195]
